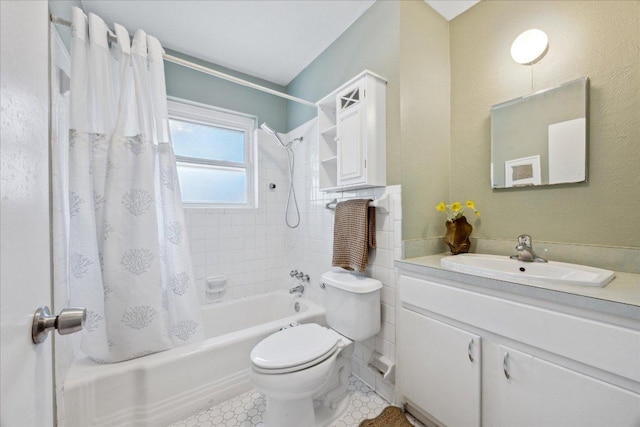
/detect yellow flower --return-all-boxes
[437,199,480,221]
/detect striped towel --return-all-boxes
[332,199,376,273]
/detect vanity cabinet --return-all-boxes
[317,71,386,191]
[397,271,640,427]
[483,343,639,427]
[399,309,481,427]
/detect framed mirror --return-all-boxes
[491,77,589,189]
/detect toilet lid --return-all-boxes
[250,324,339,370]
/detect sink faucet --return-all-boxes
[289,284,305,296]
[510,234,547,263]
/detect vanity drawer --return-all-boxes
[399,274,640,382]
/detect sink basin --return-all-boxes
[440,254,615,287]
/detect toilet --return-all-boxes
[250,269,383,427]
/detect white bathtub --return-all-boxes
[62,292,326,427]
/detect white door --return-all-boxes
[399,309,481,427]
[1,1,54,426]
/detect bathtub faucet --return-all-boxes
[290,270,310,282]
[289,284,305,296]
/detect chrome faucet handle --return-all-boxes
[517,234,532,248]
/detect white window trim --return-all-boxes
[167,97,258,209]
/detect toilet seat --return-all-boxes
[251,324,340,374]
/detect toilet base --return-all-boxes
[263,390,351,427]
[258,341,354,426]
[315,393,351,427]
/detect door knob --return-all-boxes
[32,306,86,344]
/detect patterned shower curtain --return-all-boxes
[66,7,203,363]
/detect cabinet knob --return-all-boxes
[468,339,474,362]
[503,352,511,379]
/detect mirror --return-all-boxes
[491,77,589,189]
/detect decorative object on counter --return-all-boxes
[437,200,479,255]
[444,216,473,255]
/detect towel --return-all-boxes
[332,199,376,273]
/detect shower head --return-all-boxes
[260,122,277,135]
[260,122,288,148]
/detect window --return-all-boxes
[167,99,257,207]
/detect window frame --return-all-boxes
[167,98,258,209]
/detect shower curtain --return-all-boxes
[65,7,203,363]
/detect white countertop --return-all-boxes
[396,254,640,320]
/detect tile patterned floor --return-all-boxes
[169,375,399,427]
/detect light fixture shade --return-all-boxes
[511,29,549,65]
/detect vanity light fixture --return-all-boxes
[511,29,549,65]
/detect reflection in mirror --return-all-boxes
[491,77,589,189]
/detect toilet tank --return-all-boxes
[321,270,382,341]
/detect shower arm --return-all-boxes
[260,123,303,148]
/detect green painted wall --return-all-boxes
[286,0,402,186]
[286,0,451,240]
[164,50,288,132]
[449,0,640,247]
[52,0,639,248]
[399,1,451,240]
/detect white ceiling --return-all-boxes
[424,0,480,21]
[81,0,478,86]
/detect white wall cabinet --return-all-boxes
[317,71,386,191]
[397,272,640,427]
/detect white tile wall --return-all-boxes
[283,119,401,404]
[184,118,401,402]
[183,129,291,302]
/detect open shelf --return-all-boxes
[321,156,337,164]
[320,124,337,137]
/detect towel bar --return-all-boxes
[325,193,389,213]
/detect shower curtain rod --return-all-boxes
[50,14,317,108]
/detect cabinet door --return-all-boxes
[337,103,366,186]
[336,83,366,187]
[484,345,536,427]
[399,309,481,427]
[490,344,640,427]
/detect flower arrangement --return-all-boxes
[436,200,480,222]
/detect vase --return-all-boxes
[444,216,472,255]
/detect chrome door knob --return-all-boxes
[32,306,86,344]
